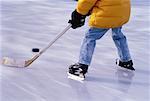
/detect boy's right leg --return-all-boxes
[112,27,135,70]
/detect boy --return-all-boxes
[68,0,135,80]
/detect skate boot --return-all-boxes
[116,59,135,71]
[67,63,88,81]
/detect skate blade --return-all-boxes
[1,57,25,68]
[67,72,84,82]
[116,65,134,72]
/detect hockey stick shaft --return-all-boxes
[25,24,72,67]
[40,24,72,55]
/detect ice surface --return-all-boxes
[0,0,150,101]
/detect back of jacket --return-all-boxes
[76,0,131,28]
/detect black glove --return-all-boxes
[68,10,86,29]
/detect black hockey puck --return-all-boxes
[32,48,39,52]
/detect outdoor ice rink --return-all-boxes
[0,0,150,101]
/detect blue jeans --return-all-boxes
[79,27,131,65]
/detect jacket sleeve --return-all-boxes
[76,0,97,15]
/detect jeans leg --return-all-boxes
[112,27,131,62]
[79,28,109,65]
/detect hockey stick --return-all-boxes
[1,24,72,67]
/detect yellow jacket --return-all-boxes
[76,0,131,28]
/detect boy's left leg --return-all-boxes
[68,28,109,79]
[79,28,109,65]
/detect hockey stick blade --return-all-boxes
[1,54,40,68]
[1,57,26,67]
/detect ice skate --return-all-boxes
[67,63,88,81]
[116,59,135,71]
